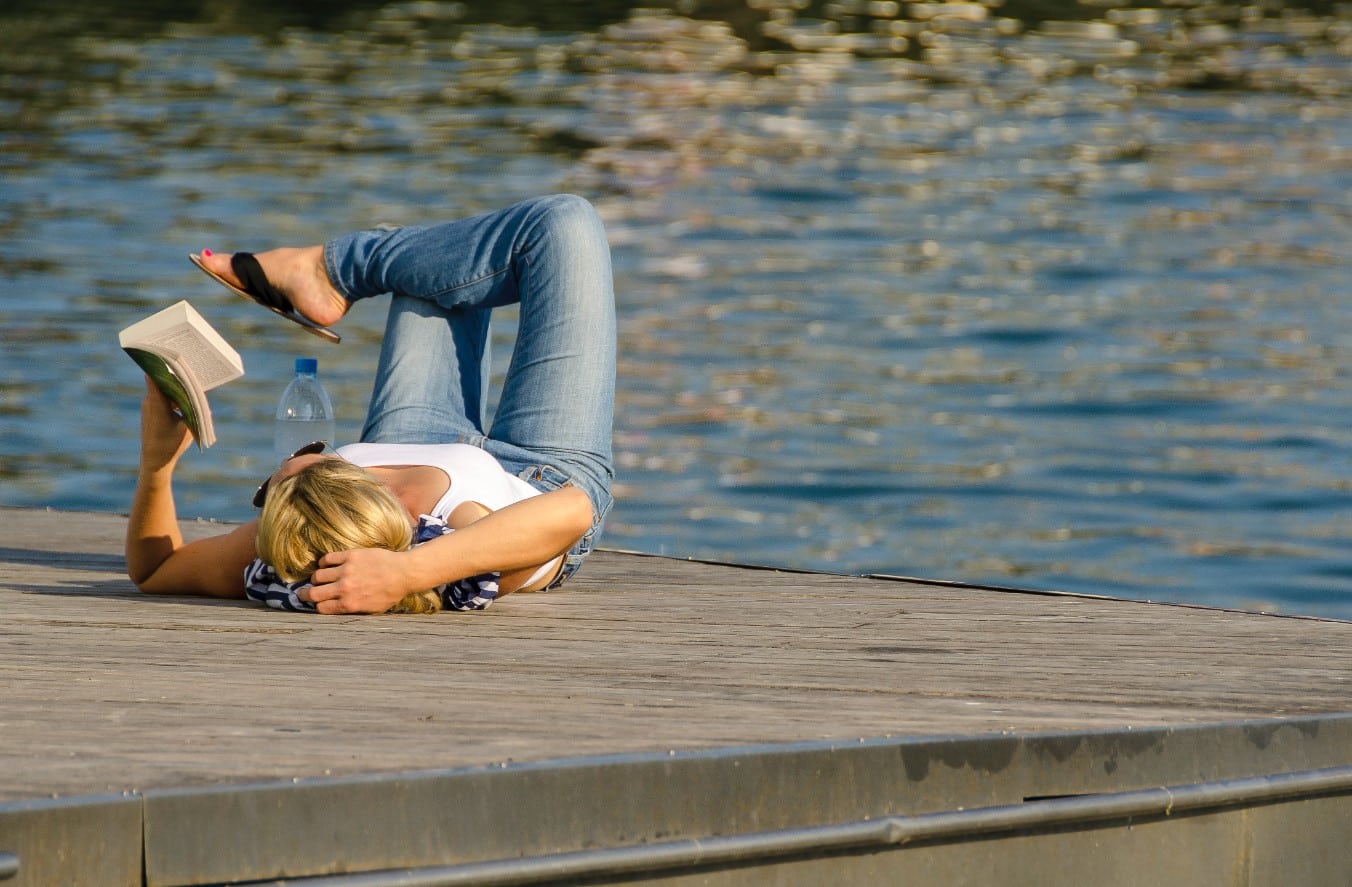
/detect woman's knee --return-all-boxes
[525,194,607,252]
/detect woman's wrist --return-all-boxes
[399,542,451,595]
[136,461,177,491]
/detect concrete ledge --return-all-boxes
[3,715,1352,884]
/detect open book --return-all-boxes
[120,301,244,449]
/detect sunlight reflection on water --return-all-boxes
[1,0,1350,616]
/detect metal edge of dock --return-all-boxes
[3,713,1352,886]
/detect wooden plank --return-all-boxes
[1,507,1350,802]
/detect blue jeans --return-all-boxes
[322,194,616,585]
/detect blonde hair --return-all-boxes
[256,459,441,614]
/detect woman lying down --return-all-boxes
[125,195,615,614]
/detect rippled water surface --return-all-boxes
[2,0,1350,616]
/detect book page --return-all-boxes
[119,301,243,391]
[171,358,216,447]
[151,323,243,390]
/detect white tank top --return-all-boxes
[336,442,558,588]
[337,442,541,519]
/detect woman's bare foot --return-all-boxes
[199,246,350,328]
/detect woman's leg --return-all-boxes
[360,298,493,443]
[479,196,615,525]
[482,195,615,586]
[326,195,615,520]
[327,196,564,446]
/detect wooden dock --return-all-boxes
[2,506,1351,885]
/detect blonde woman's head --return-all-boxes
[256,458,440,614]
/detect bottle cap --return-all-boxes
[295,357,318,374]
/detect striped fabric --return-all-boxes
[243,515,501,612]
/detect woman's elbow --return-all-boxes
[133,570,243,599]
[125,557,157,592]
[129,567,173,595]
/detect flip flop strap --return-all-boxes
[230,252,295,314]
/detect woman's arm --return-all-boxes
[441,501,556,595]
[125,378,256,598]
[304,485,594,614]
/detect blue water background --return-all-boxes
[2,0,1350,617]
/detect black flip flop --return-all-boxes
[189,252,341,344]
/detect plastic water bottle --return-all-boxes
[273,357,335,462]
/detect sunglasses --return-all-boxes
[252,441,331,508]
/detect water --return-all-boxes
[1,0,1350,618]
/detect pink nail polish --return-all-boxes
[202,248,213,257]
